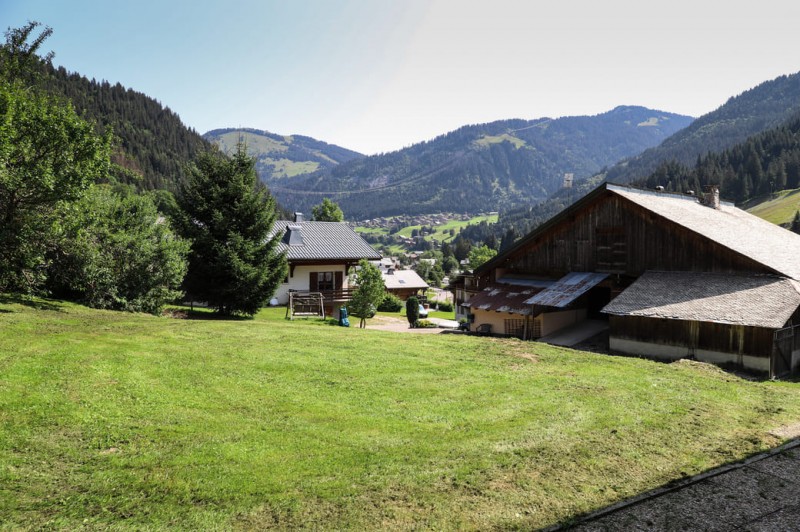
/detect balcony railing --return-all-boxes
[290,288,355,303]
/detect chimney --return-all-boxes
[294,212,304,223]
[700,185,720,209]
[282,224,304,246]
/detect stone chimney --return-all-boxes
[294,212,304,223]
[700,185,720,209]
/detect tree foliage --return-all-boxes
[0,24,111,293]
[176,144,287,316]
[48,187,189,313]
[311,198,344,222]
[468,245,497,271]
[406,296,420,328]
[348,259,385,328]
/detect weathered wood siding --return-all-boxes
[609,315,774,360]
[495,193,774,280]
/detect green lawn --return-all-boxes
[746,188,800,225]
[2,296,800,529]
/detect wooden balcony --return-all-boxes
[289,288,355,303]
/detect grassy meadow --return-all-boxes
[745,187,800,225]
[2,296,800,529]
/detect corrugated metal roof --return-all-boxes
[602,271,800,329]
[608,184,800,280]
[272,221,382,261]
[524,272,608,308]
[464,284,545,316]
[382,269,429,290]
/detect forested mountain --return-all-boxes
[41,65,211,191]
[605,72,800,184]
[204,128,363,182]
[636,112,800,205]
[459,72,800,252]
[263,106,692,219]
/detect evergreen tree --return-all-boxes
[311,198,344,222]
[405,296,420,328]
[176,145,287,316]
[348,259,385,328]
[792,211,800,235]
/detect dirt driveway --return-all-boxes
[364,315,455,334]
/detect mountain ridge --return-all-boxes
[240,105,693,219]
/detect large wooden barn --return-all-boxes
[466,183,800,377]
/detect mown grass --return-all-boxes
[2,296,800,529]
[745,188,800,225]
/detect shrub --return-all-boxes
[433,300,453,312]
[417,319,437,328]
[377,292,403,312]
[406,296,419,328]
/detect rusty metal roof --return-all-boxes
[464,284,546,316]
[524,272,608,308]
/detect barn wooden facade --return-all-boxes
[466,183,800,377]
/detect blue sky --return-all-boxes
[3,0,800,154]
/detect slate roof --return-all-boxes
[608,184,800,280]
[382,269,429,290]
[272,221,381,261]
[602,271,800,329]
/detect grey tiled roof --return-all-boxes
[609,184,800,280]
[602,271,800,328]
[382,269,429,290]
[272,221,381,261]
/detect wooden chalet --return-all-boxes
[381,268,429,300]
[466,183,800,377]
[272,214,381,315]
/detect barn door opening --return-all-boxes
[771,326,795,379]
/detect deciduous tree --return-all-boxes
[0,24,110,293]
[48,187,189,314]
[311,198,344,222]
[348,259,385,328]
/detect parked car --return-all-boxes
[418,304,429,318]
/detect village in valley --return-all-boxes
[5,3,800,530]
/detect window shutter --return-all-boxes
[310,272,318,291]
[335,271,343,290]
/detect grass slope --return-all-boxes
[745,188,800,225]
[2,297,800,529]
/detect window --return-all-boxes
[317,272,335,291]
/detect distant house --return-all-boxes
[463,183,800,377]
[272,214,381,312]
[382,268,429,300]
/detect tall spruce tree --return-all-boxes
[177,144,287,316]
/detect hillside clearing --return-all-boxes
[745,188,800,225]
[2,297,800,529]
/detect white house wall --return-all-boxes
[274,264,349,305]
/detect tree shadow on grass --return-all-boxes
[0,294,65,312]
[163,307,252,321]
